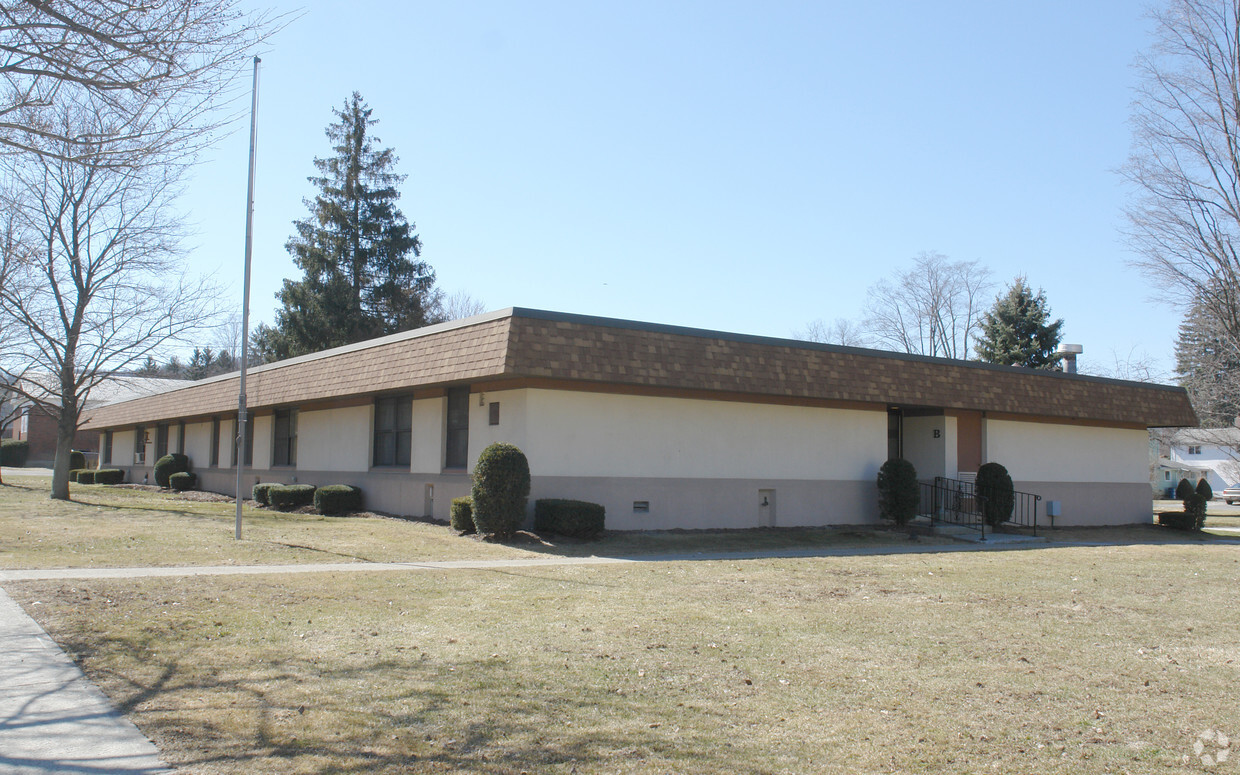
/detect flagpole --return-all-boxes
[236,55,260,540]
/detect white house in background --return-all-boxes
[81,308,1198,529]
[1163,427,1240,493]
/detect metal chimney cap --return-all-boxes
[1057,343,1083,355]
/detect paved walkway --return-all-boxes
[0,588,168,774]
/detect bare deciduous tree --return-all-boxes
[793,317,873,347]
[0,107,219,499]
[1125,0,1240,363]
[0,0,278,165]
[863,251,993,359]
[433,290,487,322]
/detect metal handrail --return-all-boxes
[934,476,1044,535]
[920,479,987,540]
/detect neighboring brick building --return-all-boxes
[13,375,186,466]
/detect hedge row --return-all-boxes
[0,440,28,467]
[450,496,475,534]
[169,471,197,491]
[95,469,124,485]
[77,469,96,484]
[314,485,362,516]
[154,453,189,488]
[534,499,606,539]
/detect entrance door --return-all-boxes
[956,411,982,475]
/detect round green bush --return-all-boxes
[169,471,197,491]
[268,484,316,511]
[76,469,96,484]
[252,482,279,506]
[1175,478,1196,501]
[69,450,86,470]
[876,458,919,526]
[153,453,189,488]
[1196,478,1214,500]
[976,462,1015,527]
[314,485,362,515]
[450,496,475,534]
[1,439,29,467]
[470,443,531,538]
[534,499,606,539]
[94,469,124,485]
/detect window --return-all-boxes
[176,421,185,455]
[273,409,297,467]
[445,387,469,469]
[243,416,254,466]
[103,431,113,465]
[1165,471,1171,481]
[1188,445,1202,455]
[210,418,220,467]
[373,396,412,467]
[489,401,500,426]
[134,425,146,464]
[155,423,169,458]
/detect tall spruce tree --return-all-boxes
[1175,296,1240,426]
[974,277,1063,368]
[256,92,434,360]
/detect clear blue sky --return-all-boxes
[180,1,1175,377]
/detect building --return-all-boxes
[1157,426,1240,493]
[13,375,187,466]
[80,309,1198,528]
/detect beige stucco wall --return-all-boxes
[410,396,444,474]
[519,389,886,480]
[984,420,1149,483]
[903,415,945,481]
[183,421,212,468]
[252,414,273,470]
[984,419,1152,524]
[468,389,529,468]
[298,405,372,473]
[111,429,135,467]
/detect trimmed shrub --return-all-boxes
[1196,478,1214,501]
[1184,492,1208,530]
[68,468,83,483]
[169,471,197,491]
[534,499,606,539]
[76,469,96,484]
[1175,478,1195,501]
[314,485,362,516]
[976,462,1015,527]
[450,496,475,534]
[95,469,124,485]
[470,442,531,538]
[268,484,316,511]
[1158,511,1200,531]
[0,439,29,467]
[876,458,919,526]
[69,450,86,470]
[252,482,279,506]
[153,453,190,488]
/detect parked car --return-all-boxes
[1223,485,1240,505]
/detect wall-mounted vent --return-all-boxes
[633,501,650,513]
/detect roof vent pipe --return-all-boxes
[1058,344,1083,374]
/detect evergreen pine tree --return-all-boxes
[974,277,1064,368]
[258,92,434,360]
[1174,296,1240,426]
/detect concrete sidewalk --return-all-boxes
[0,588,169,774]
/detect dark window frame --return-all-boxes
[155,423,169,459]
[373,395,412,468]
[210,418,220,467]
[243,415,254,467]
[102,430,113,465]
[176,421,185,455]
[134,425,146,465]
[445,387,469,470]
[273,409,297,467]
[488,401,500,426]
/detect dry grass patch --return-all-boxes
[9,543,1240,773]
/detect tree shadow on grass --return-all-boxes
[54,629,758,775]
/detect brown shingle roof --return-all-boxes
[81,308,1198,430]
